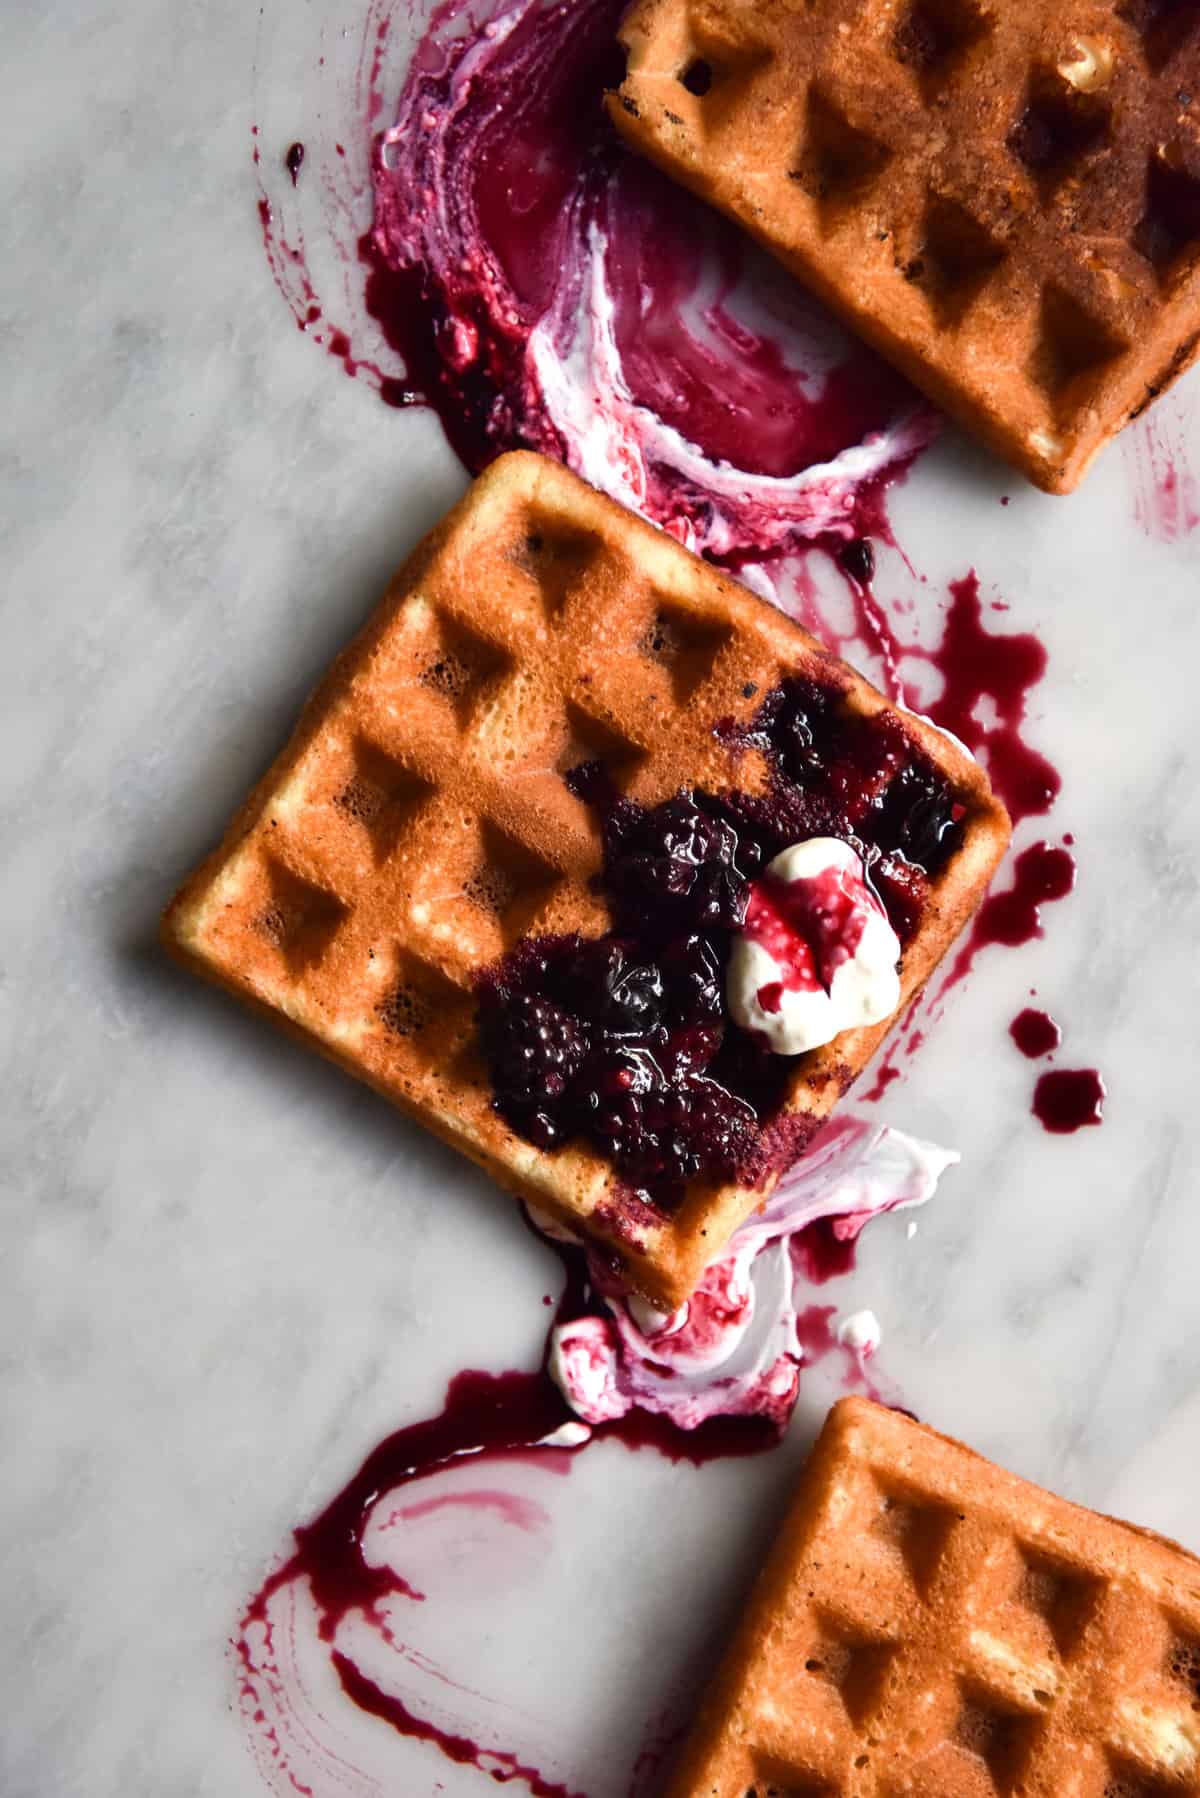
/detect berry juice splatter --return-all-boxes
[1124,396,1200,543]
[1032,1068,1106,1134]
[1010,1008,1062,1059]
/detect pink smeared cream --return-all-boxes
[544,1113,957,1431]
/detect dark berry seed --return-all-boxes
[838,537,875,585]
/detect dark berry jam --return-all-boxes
[720,676,964,941]
[477,678,966,1210]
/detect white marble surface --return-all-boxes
[4,4,1200,1796]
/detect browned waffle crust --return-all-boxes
[612,0,1200,494]
[665,1396,1200,1797]
[162,453,1008,1307]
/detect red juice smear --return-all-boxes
[237,1243,776,1797]
[915,573,1059,827]
[251,2,1062,915]
[258,0,933,563]
[1010,1008,1062,1059]
[1032,1068,1106,1134]
[976,843,1075,947]
[1126,404,1200,543]
[331,1652,582,1798]
[946,841,1075,986]
[792,1219,858,1284]
[793,1304,892,1406]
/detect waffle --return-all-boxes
[611,0,1200,494]
[665,1396,1200,1797]
[162,452,1008,1308]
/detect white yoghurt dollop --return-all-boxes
[726,838,901,1056]
[837,1309,882,1356]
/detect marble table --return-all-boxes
[3,3,1200,1795]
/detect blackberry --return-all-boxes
[605,792,753,931]
[482,992,586,1107]
[571,941,665,1035]
[596,1077,757,1191]
[754,677,843,785]
[865,759,962,871]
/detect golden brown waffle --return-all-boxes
[665,1396,1200,1797]
[163,452,1008,1307]
[612,0,1200,494]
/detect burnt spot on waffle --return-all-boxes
[663,1398,1200,1797]
[163,453,1008,1307]
[613,1,1200,492]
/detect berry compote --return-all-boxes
[477,678,965,1212]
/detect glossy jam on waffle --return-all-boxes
[667,1396,1200,1797]
[162,452,1008,1306]
[612,0,1200,493]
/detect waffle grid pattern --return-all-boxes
[667,1399,1200,1798]
[614,0,1200,493]
[163,454,1007,1306]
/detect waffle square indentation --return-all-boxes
[908,195,1007,327]
[1028,285,1131,416]
[871,1484,960,1595]
[254,860,347,973]
[639,603,731,702]
[334,738,434,864]
[892,0,992,96]
[1134,148,1200,288]
[790,88,894,228]
[1007,70,1112,193]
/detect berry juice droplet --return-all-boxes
[1009,1008,1062,1059]
[285,141,305,185]
[1032,1069,1105,1134]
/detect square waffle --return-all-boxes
[163,451,1008,1308]
[611,0,1200,494]
[666,1396,1200,1797]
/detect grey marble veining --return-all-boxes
[4,4,1200,1796]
